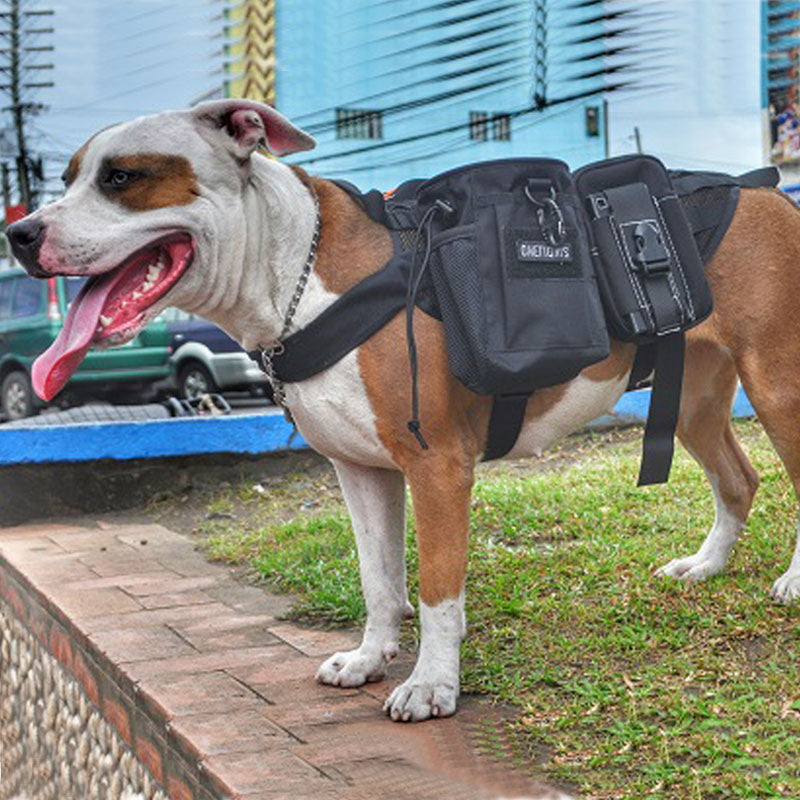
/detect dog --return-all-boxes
[7,99,800,723]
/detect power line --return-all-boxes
[0,0,54,210]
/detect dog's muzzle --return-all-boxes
[6,217,48,277]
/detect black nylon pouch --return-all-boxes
[415,158,610,395]
[574,155,713,486]
[573,155,713,342]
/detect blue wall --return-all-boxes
[276,1,608,189]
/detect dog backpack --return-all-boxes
[251,157,779,485]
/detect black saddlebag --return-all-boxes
[574,155,713,343]
[415,158,610,397]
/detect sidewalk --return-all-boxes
[0,519,574,800]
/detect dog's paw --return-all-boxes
[383,676,458,722]
[655,554,724,583]
[771,572,800,604]
[316,645,396,688]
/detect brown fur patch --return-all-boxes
[63,142,89,187]
[102,154,199,211]
[63,124,122,187]
[291,166,394,292]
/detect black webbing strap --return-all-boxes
[637,333,685,486]
[482,393,531,461]
[250,251,411,383]
[330,179,393,227]
[736,166,780,189]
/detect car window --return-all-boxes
[0,280,12,318]
[12,277,43,318]
[64,276,87,308]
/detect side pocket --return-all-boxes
[428,225,489,393]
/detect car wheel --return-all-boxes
[1,370,35,421]
[178,362,217,400]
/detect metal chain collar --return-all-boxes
[260,193,321,420]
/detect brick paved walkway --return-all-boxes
[0,519,574,800]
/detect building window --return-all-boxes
[469,111,488,141]
[336,108,383,139]
[493,113,511,141]
[585,105,600,137]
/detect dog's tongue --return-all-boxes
[32,272,119,401]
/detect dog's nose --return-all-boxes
[6,217,47,276]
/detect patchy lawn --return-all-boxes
[159,421,800,800]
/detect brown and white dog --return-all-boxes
[8,100,800,722]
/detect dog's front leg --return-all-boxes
[317,460,411,687]
[384,457,471,722]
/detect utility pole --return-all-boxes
[633,126,642,154]
[2,160,13,264]
[0,0,54,212]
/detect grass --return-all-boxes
[197,420,800,799]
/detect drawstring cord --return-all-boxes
[405,198,452,449]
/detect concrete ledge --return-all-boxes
[0,450,325,527]
[0,408,307,466]
[0,387,756,467]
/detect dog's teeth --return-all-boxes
[132,290,142,300]
[99,315,112,326]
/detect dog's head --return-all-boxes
[6,100,314,401]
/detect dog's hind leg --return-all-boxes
[657,338,758,583]
[734,354,800,603]
[316,460,411,687]
[384,456,472,722]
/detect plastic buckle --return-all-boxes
[630,221,670,275]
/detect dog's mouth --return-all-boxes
[32,233,194,401]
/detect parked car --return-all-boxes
[0,268,172,420]
[160,308,269,400]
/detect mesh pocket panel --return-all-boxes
[429,235,487,392]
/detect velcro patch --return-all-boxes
[505,227,581,279]
[516,240,573,263]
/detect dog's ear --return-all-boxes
[191,100,315,159]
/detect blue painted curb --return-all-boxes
[0,408,308,466]
[0,387,755,466]
[590,385,755,429]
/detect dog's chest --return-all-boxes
[282,276,395,467]
[284,350,395,467]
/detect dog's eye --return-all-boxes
[101,168,141,190]
[107,169,133,187]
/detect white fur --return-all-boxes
[509,373,630,459]
[656,473,744,583]
[317,460,411,686]
[384,593,465,722]
[771,516,800,603]
[282,274,394,466]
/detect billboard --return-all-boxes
[764,1,800,164]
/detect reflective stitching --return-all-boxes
[654,196,695,320]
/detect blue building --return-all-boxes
[270,1,618,189]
